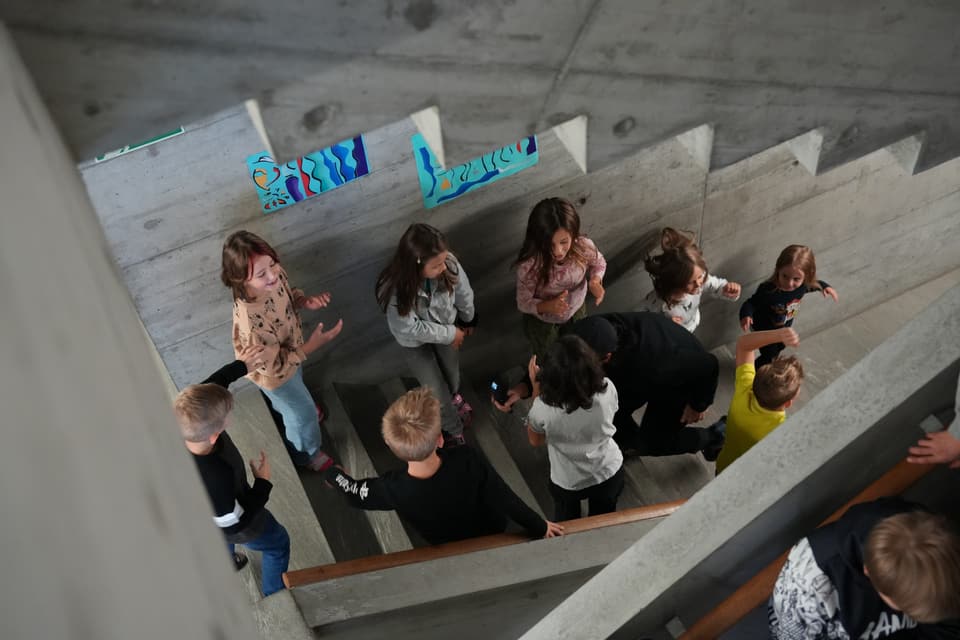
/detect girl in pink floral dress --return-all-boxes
[515,197,606,358]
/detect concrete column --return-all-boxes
[0,25,259,640]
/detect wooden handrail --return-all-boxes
[283,499,685,588]
[679,459,935,640]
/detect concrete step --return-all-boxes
[334,381,430,547]
[316,383,413,556]
[454,379,545,519]
[227,385,335,599]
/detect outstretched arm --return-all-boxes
[323,467,395,510]
[735,328,799,367]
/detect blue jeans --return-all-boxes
[260,367,322,458]
[229,511,290,597]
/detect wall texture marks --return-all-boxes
[7,0,960,171]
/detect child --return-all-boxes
[221,230,342,471]
[525,335,624,521]
[769,498,960,639]
[174,346,291,597]
[515,197,606,358]
[715,328,803,473]
[326,387,564,543]
[740,245,838,368]
[375,223,476,448]
[642,227,741,332]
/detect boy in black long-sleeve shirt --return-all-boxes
[326,387,563,544]
[174,345,291,596]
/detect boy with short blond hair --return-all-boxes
[327,387,564,544]
[175,347,290,597]
[770,498,960,639]
[714,327,803,473]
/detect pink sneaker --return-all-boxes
[308,450,334,472]
[452,393,473,429]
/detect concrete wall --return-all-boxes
[83,103,960,393]
[0,27,259,640]
[522,284,960,639]
[6,1,960,171]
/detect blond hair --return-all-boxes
[174,384,233,442]
[753,356,803,410]
[381,387,441,461]
[865,511,960,622]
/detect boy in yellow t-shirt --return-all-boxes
[715,328,803,473]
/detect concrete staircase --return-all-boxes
[216,268,958,640]
[78,89,960,638]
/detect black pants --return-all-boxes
[612,389,708,456]
[549,466,625,521]
[755,342,785,369]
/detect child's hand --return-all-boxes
[237,344,266,371]
[780,328,800,348]
[527,355,540,386]
[589,278,605,306]
[908,431,960,468]
[671,316,683,325]
[302,291,332,310]
[722,282,742,300]
[680,405,705,424]
[492,386,526,413]
[463,326,476,337]
[543,521,565,538]
[823,286,839,302]
[740,316,753,332]
[250,451,271,481]
[451,327,466,350]
[538,291,570,316]
[309,319,344,348]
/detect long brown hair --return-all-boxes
[514,197,589,287]
[770,245,818,287]
[538,335,608,414]
[221,230,280,301]
[376,223,460,316]
[644,227,709,302]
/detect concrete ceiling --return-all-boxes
[5,0,960,171]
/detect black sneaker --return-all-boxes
[233,552,249,571]
[701,416,727,462]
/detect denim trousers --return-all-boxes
[259,367,322,457]
[403,342,463,435]
[228,510,290,597]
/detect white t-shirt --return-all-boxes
[640,273,733,332]
[527,378,623,491]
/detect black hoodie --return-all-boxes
[807,498,960,640]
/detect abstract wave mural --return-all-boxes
[412,133,539,209]
[246,136,370,213]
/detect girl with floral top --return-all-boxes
[515,197,606,358]
[221,230,342,471]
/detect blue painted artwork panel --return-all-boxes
[246,135,370,214]
[412,133,539,209]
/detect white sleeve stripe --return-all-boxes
[212,501,244,528]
